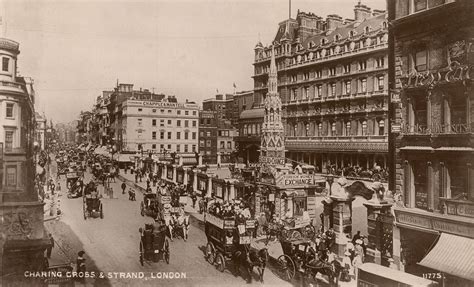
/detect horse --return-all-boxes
[172,214,190,241]
[232,244,269,283]
[305,259,343,286]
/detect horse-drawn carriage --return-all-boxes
[265,216,316,242]
[276,238,342,285]
[140,193,159,218]
[204,213,267,283]
[139,223,170,266]
[83,194,103,220]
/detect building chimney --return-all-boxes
[354,3,372,23]
[326,14,344,31]
[344,18,355,25]
[372,9,386,17]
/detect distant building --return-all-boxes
[202,93,234,122]
[35,112,46,150]
[232,90,255,127]
[199,110,218,163]
[390,0,474,284]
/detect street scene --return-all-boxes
[1,0,473,286]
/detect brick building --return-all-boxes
[390,0,474,284]
[253,3,389,177]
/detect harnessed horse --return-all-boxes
[172,213,190,241]
[232,244,269,283]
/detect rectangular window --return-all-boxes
[152,144,156,149]
[152,119,157,127]
[227,142,232,149]
[329,67,336,76]
[2,57,9,72]
[414,0,427,12]
[304,87,309,99]
[413,161,428,210]
[6,166,17,187]
[448,164,467,199]
[138,119,142,126]
[160,132,164,139]
[220,141,225,149]
[177,110,181,115]
[330,83,336,97]
[199,140,205,147]
[317,85,322,98]
[160,119,165,127]
[160,144,164,150]
[167,144,171,150]
[192,121,196,127]
[168,119,172,125]
[185,120,189,127]
[177,120,181,127]
[138,108,142,112]
[192,132,196,140]
[359,78,367,93]
[6,103,14,118]
[184,145,188,152]
[192,145,196,152]
[168,110,172,114]
[5,130,13,152]
[167,132,172,139]
[176,132,181,140]
[377,75,385,91]
[358,60,367,71]
[413,95,427,127]
[206,140,211,147]
[415,50,427,72]
[344,64,351,74]
[184,132,189,140]
[152,109,157,113]
[315,70,322,78]
[199,131,204,137]
[206,131,211,137]
[160,109,165,113]
[376,57,385,68]
[192,111,197,115]
[152,131,157,140]
[344,81,351,95]
[185,111,189,115]
[176,144,181,152]
[293,197,307,216]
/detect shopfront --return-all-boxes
[176,168,185,184]
[166,165,173,181]
[197,174,208,196]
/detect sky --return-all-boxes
[3,0,385,123]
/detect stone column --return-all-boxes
[330,196,353,257]
[178,156,183,166]
[193,170,198,194]
[161,164,166,179]
[172,166,177,183]
[229,183,235,201]
[364,198,393,266]
[183,168,189,187]
[198,154,203,166]
[207,176,213,198]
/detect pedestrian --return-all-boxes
[135,171,138,183]
[76,250,86,283]
[191,192,197,209]
[124,164,128,174]
[352,253,363,279]
[121,182,127,194]
[352,230,362,245]
[46,233,54,259]
[341,251,352,282]
[146,179,151,189]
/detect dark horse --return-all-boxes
[232,245,269,283]
[305,259,343,286]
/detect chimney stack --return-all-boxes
[372,9,385,17]
[326,14,344,31]
[354,3,372,23]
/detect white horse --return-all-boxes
[173,213,190,241]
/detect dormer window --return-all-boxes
[298,44,304,51]
[364,26,371,34]
[349,30,356,38]
[309,41,316,49]
[382,22,387,29]
[321,38,328,45]
[334,34,342,42]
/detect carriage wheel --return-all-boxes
[291,230,302,240]
[277,255,296,281]
[165,239,170,264]
[100,203,104,219]
[139,240,144,266]
[215,253,225,272]
[206,242,215,264]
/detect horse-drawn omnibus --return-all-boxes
[357,263,438,287]
[204,212,267,283]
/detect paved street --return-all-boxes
[46,166,295,287]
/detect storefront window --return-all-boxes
[447,164,468,200]
[413,161,428,210]
[293,197,307,216]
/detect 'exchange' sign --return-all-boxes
[278,174,325,187]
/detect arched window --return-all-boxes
[305,123,310,136]
[345,121,351,136]
[331,122,337,136]
[243,124,248,135]
[334,34,341,42]
[378,119,385,135]
[359,120,367,135]
[317,122,322,136]
[247,124,252,135]
[293,124,298,137]
[382,22,387,29]
[321,38,327,45]
[364,26,370,34]
[349,30,356,38]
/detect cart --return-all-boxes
[83,195,103,220]
[204,213,237,272]
[277,238,340,285]
[139,224,170,266]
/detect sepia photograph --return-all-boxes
[0,0,473,286]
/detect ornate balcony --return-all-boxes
[286,135,388,152]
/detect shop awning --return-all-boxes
[419,233,474,281]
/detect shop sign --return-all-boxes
[445,201,474,218]
[278,174,324,187]
[259,156,285,165]
[245,220,256,229]
[391,123,401,133]
[395,210,474,238]
[224,219,235,229]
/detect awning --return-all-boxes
[399,146,434,151]
[419,233,474,281]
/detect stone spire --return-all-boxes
[260,46,286,169]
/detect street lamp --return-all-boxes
[326,174,334,196]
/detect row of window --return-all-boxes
[136,108,197,116]
[198,140,233,149]
[150,131,197,140]
[289,75,385,101]
[396,0,446,19]
[287,119,386,137]
[149,143,196,153]
[139,118,197,128]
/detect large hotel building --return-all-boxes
[253,3,388,173]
